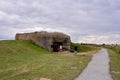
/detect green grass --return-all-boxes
[0,40,93,80]
[70,43,100,52]
[108,47,120,80]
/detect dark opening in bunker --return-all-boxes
[52,42,63,52]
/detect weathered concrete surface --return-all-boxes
[75,49,113,80]
[15,31,71,52]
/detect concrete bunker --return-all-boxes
[15,31,71,52]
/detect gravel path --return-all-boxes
[75,49,113,80]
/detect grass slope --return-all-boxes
[108,46,120,80]
[0,40,93,80]
[71,43,100,52]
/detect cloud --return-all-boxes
[0,10,21,25]
[0,0,120,44]
[79,34,120,44]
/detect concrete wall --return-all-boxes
[15,31,71,52]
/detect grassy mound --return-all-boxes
[0,40,93,80]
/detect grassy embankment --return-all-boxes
[70,43,100,52]
[0,40,99,80]
[107,46,120,80]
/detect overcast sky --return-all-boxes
[0,0,120,44]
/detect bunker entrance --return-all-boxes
[52,42,63,52]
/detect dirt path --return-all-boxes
[75,49,113,80]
